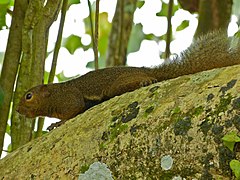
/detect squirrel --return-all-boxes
[16,31,240,130]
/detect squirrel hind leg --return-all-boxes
[106,73,157,98]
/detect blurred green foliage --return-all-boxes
[137,0,145,8]
[0,0,14,30]
[128,24,145,53]
[68,0,80,7]
[62,35,84,54]
[2,0,238,82]
[156,1,179,16]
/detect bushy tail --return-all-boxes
[151,31,240,81]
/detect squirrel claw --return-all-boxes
[140,79,158,87]
[47,120,66,131]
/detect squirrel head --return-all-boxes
[17,85,50,118]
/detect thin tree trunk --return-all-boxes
[106,0,137,67]
[0,0,28,157]
[11,0,62,150]
[195,0,232,37]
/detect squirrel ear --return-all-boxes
[39,85,50,97]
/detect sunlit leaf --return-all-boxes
[232,0,240,17]
[9,0,14,6]
[234,31,240,38]
[223,141,235,152]
[5,123,10,135]
[145,33,159,40]
[137,1,145,8]
[0,0,10,4]
[176,20,189,31]
[7,143,12,153]
[62,35,82,54]
[230,160,240,179]
[125,4,136,13]
[222,131,240,142]
[157,2,168,16]
[44,71,50,84]
[222,131,240,151]
[68,0,80,7]
[0,4,7,29]
[56,71,73,82]
[84,12,111,67]
[32,131,49,138]
[98,13,111,57]
[128,24,145,53]
[86,56,106,69]
[86,61,94,69]
[156,1,179,17]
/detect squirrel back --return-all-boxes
[17,31,240,126]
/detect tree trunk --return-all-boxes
[195,0,232,37]
[10,0,62,151]
[106,0,137,66]
[1,65,240,179]
[0,0,28,157]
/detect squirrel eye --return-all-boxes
[25,92,33,100]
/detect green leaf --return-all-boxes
[137,1,145,8]
[98,13,111,58]
[56,71,72,82]
[86,61,94,69]
[32,130,49,138]
[144,33,157,40]
[125,4,136,13]
[84,12,111,64]
[7,143,12,153]
[223,141,235,152]
[230,160,240,179]
[68,0,80,7]
[9,0,14,6]
[172,3,179,15]
[128,24,145,53]
[222,131,240,151]
[5,123,10,135]
[156,2,179,17]
[0,0,10,4]
[234,31,240,38]
[232,0,240,17]
[156,2,168,16]
[0,0,13,29]
[86,57,105,69]
[62,35,82,54]
[222,131,240,142]
[176,20,190,31]
[0,4,7,29]
[44,71,51,84]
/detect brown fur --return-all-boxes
[17,31,240,125]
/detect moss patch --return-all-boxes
[100,102,140,146]
[144,106,154,116]
[171,106,205,136]
[219,79,237,94]
[173,117,192,136]
[199,120,212,136]
[218,146,235,176]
